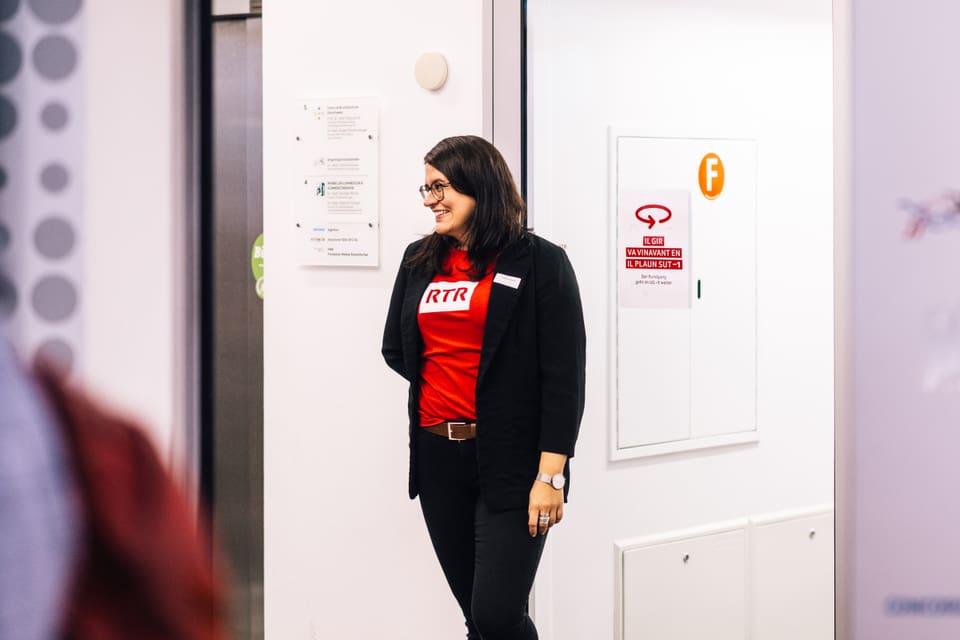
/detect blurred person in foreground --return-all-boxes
[0,312,227,638]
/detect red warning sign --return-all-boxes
[626,210,684,268]
[635,204,673,229]
[618,190,690,309]
[625,259,683,270]
[626,247,683,258]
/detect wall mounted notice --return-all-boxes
[292,97,379,266]
[619,190,691,308]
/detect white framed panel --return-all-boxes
[616,521,749,640]
[750,507,834,639]
[609,130,758,460]
[689,139,758,439]
[614,507,834,640]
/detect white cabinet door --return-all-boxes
[623,529,747,640]
[617,308,691,448]
[751,513,834,639]
[689,140,758,440]
[611,135,758,455]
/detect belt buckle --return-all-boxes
[447,421,467,441]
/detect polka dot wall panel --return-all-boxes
[0,0,84,373]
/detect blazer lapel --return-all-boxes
[478,237,532,389]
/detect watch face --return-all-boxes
[552,475,565,490]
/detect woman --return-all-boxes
[382,135,586,640]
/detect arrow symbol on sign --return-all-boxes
[635,204,672,229]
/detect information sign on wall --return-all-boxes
[618,190,691,309]
[292,97,379,266]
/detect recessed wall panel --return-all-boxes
[622,528,747,640]
[751,512,834,639]
[612,134,757,456]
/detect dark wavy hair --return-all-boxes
[405,135,526,279]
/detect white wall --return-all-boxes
[82,0,183,457]
[262,2,484,637]
[263,1,833,638]
[526,1,834,638]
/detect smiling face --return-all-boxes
[423,163,476,247]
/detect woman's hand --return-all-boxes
[528,451,568,537]
[527,481,564,538]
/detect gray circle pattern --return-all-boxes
[32,35,76,81]
[40,101,67,130]
[0,31,22,84]
[36,338,74,372]
[34,216,74,259]
[32,275,76,321]
[0,94,16,139]
[40,163,68,192]
[0,272,16,318]
[0,0,20,22]
[4,0,83,360]
[28,0,80,24]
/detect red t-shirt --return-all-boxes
[417,249,494,427]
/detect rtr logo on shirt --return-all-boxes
[419,281,479,314]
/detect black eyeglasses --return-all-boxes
[418,181,451,202]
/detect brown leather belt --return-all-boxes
[423,421,477,441]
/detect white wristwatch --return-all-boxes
[536,472,565,490]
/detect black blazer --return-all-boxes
[382,233,586,511]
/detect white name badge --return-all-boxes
[493,272,521,289]
[419,281,480,314]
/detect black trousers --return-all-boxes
[416,427,547,640]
